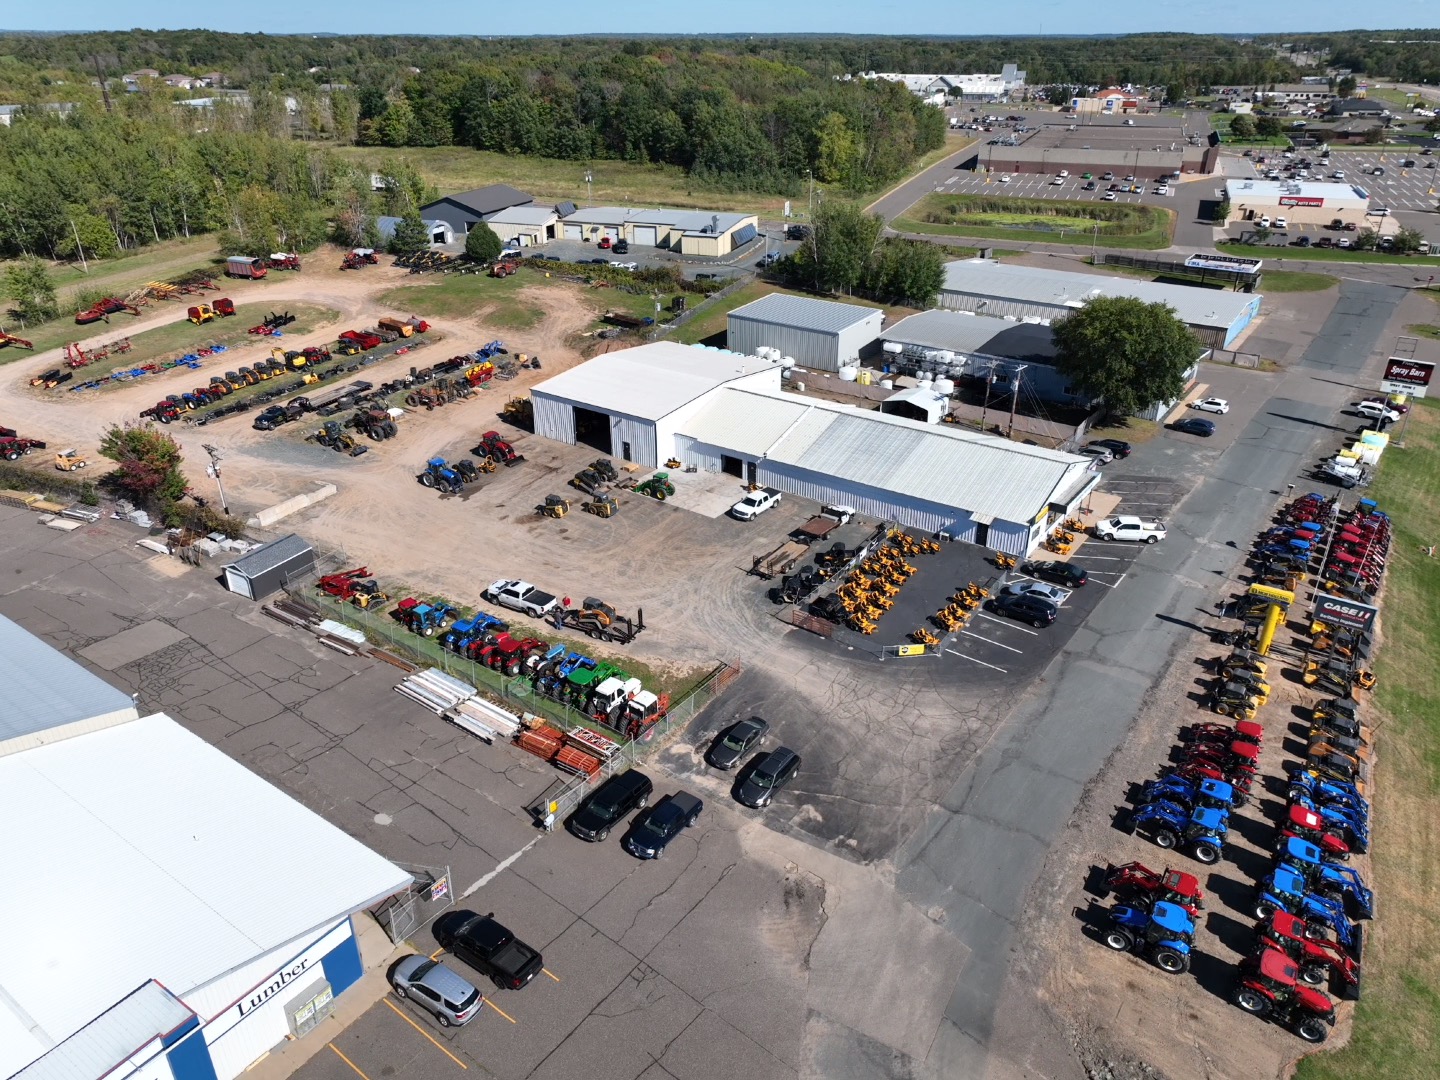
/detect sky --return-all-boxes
[6,2,1438,37]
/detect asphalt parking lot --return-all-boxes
[1226,147,1440,212]
[933,167,1173,208]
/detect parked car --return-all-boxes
[1354,401,1400,422]
[1082,181,1097,191]
[999,174,1012,183]
[1316,237,1334,248]
[999,580,1068,605]
[612,239,629,254]
[623,791,703,859]
[1102,172,1115,181]
[1274,217,1288,230]
[1362,395,1408,414]
[989,592,1058,628]
[1052,177,1065,186]
[1089,438,1132,457]
[390,956,483,1027]
[1294,236,1312,248]
[735,747,801,809]
[1191,397,1230,414]
[1020,559,1088,587]
[434,911,544,990]
[597,236,613,249]
[568,769,653,841]
[756,251,782,267]
[1172,417,1216,437]
[707,718,770,770]
[1102,192,1118,201]
[1079,444,1114,464]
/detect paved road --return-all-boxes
[890,278,1404,1077]
[865,140,983,222]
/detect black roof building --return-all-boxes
[420,185,536,235]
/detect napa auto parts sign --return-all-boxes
[1314,595,1378,634]
[1381,358,1435,398]
[1279,196,1324,207]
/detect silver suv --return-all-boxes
[391,955,483,1027]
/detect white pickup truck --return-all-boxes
[1095,515,1167,544]
[730,487,783,521]
[483,579,559,618]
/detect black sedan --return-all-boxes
[1172,417,1216,437]
[1019,559,1088,588]
[434,911,544,990]
[989,592,1058,628]
[707,718,769,770]
[1088,438,1132,458]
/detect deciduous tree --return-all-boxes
[3,257,58,323]
[1052,296,1201,419]
[464,223,504,262]
[98,423,188,507]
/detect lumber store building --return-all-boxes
[726,294,884,372]
[962,114,1218,178]
[529,343,1097,552]
[0,617,411,1080]
[938,259,1262,349]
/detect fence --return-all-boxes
[369,861,454,944]
[649,275,753,341]
[1097,252,1259,291]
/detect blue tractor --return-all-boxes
[1128,800,1228,865]
[1140,775,1243,812]
[1254,866,1362,955]
[1287,769,1369,817]
[441,612,508,655]
[532,650,593,699]
[418,457,463,494]
[394,598,459,638]
[1278,838,1375,920]
[1099,900,1196,974]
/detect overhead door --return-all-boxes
[632,225,658,247]
[603,226,620,240]
[563,223,582,240]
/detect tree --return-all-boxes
[1229,113,1258,139]
[98,422,188,507]
[1337,76,1358,98]
[1213,194,1232,223]
[3,257,58,323]
[814,112,859,185]
[1353,228,1379,251]
[862,238,944,307]
[1046,86,1070,106]
[1362,126,1385,145]
[1393,226,1426,254]
[464,222,503,262]
[1255,115,1284,138]
[1165,82,1185,106]
[1426,117,1440,133]
[389,208,429,255]
[796,201,883,294]
[1052,296,1201,419]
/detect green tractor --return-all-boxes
[635,472,676,501]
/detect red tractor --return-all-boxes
[490,259,519,278]
[140,400,184,424]
[316,567,380,603]
[75,296,141,324]
[1104,861,1206,919]
[0,434,47,461]
[0,330,33,350]
[1256,910,1360,999]
[268,252,302,272]
[1232,947,1337,1042]
[478,633,549,676]
[475,430,524,467]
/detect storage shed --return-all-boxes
[879,386,947,423]
[222,534,315,600]
[556,206,759,253]
[485,205,560,246]
[726,295,884,373]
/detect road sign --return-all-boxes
[896,644,928,657]
[1381,357,1435,398]
[1314,595,1379,635]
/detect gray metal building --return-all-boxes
[726,295,884,372]
[419,185,535,236]
[222,534,315,600]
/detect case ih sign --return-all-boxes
[1279,196,1325,207]
[1314,595,1378,634]
[1381,358,1435,398]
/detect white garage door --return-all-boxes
[632,225,658,247]
[563,224,582,240]
[603,226,620,240]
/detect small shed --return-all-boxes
[726,294,884,372]
[223,534,315,600]
[880,386,947,424]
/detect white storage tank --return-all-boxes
[838,365,859,382]
[934,377,955,396]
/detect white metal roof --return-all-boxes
[531,342,783,421]
[15,981,194,1080]
[0,614,138,752]
[486,205,559,226]
[941,260,1259,330]
[883,310,1060,363]
[729,293,882,335]
[682,387,817,455]
[0,713,410,1078]
[1224,178,1370,203]
[683,387,1092,525]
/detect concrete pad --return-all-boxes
[662,468,751,519]
[660,1008,797,1080]
[79,619,189,670]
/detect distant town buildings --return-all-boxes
[849,64,1027,104]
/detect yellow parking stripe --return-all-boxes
[542,968,561,982]
[484,998,517,1024]
[328,1045,372,1080]
[383,999,468,1069]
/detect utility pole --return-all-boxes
[1006,364,1027,437]
[807,169,814,219]
[201,444,230,515]
[68,219,88,274]
[584,171,593,204]
[93,55,113,113]
[979,364,995,432]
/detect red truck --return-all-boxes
[225,256,268,280]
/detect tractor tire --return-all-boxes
[420,473,436,488]
[1254,900,1277,921]
[654,490,666,501]
[1214,702,1232,717]
[1152,827,1179,850]
[1233,988,1270,1016]
[1101,927,1135,953]
[1287,785,1310,804]
[158,413,172,423]
[1230,790,1249,809]
[4,450,19,461]
[383,422,397,438]
[1192,842,1221,865]
[422,625,437,638]
[1295,1017,1329,1044]
[1299,964,1328,987]
[505,659,522,677]
[1152,947,1189,975]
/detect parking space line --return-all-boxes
[484,999,517,1024]
[972,612,1040,635]
[960,630,1022,653]
[542,968,561,982]
[1068,554,1127,560]
[328,1045,373,1080]
[384,999,469,1069]
[429,948,444,960]
[945,648,1008,673]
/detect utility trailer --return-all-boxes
[750,539,809,580]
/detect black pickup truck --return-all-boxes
[435,911,544,990]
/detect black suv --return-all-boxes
[612,239,630,254]
[623,791,703,859]
[434,911,544,989]
[989,592,1058,628]
[735,748,801,809]
[568,769,653,841]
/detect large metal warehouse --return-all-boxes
[557,207,759,254]
[726,294,884,373]
[0,621,410,1080]
[939,259,1263,349]
[529,342,785,467]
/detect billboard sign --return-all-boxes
[1186,253,1263,273]
[1314,595,1379,634]
[1381,357,1435,398]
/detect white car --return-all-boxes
[1101,191,1118,201]
[999,173,1012,183]
[1000,580,1068,605]
[1258,216,1271,228]
[1337,237,1352,248]
[1155,185,1170,196]
[1079,445,1114,464]
[1274,217,1288,230]
[1331,171,1346,179]
[1191,397,1230,414]
[1355,401,1400,422]
[609,260,638,270]
[1057,170,1069,178]
[1052,177,1065,186]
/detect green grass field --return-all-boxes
[1405,323,1440,340]
[1294,398,1440,1080]
[894,192,1174,250]
[380,272,541,329]
[64,303,338,384]
[1259,270,1339,293]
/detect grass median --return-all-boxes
[1218,242,1434,265]
[1295,399,1440,1080]
[894,193,1174,250]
